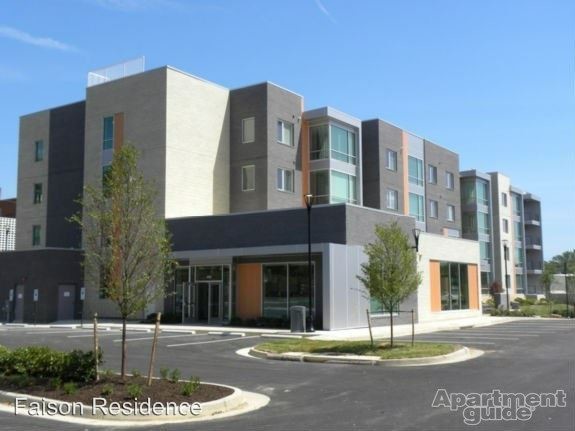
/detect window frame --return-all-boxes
[428,164,437,184]
[408,156,424,186]
[103,116,114,150]
[501,192,508,207]
[241,165,255,191]
[277,120,294,147]
[241,117,255,144]
[32,225,41,247]
[502,218,509,233]
[386,189,399,211]
[409,192,425,222]
[33,183,43,204]
[276,168,294,193]
[386,149,398,171]
[34,140,44,162]
[330,124,357,165]
[429,199,439,219]
[446,204,456,222]
[446,171,455,190]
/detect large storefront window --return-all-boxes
[263,263,314,320]
[440,262,470,311]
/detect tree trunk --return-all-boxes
[389,306,394,348]
[121,316,127,380]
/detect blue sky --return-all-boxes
[0,0,573,257]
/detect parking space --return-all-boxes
[397,319,575,347]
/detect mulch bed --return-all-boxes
[0,375,233,405]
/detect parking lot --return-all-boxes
[0,319,573,430]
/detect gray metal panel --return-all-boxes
[46,101,85,249]
[229,83,268,212]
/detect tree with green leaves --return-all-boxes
[357,222,421,347]
[72,145,175,380]
[545,250,575,275]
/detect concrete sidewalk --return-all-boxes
[308,316,538,341]
[2,316,551,340]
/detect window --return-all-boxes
[263,263,314,320]
[34,140,44,162]
[33,183,43,204]
[32,225,41,246]
[241,165,255,191]
[501,192,508,207]
[512,194,522,216]
[386,189,398,210]
[276,168,294,192]
[440,262,470,311]
[503,218,509,233]
[103,116,114,150]
[446,171,454,190]
[386,149,397,171]
[514,221,523,240]
[409,193,425,222]
[462,213,476,235]
[310,170,329,204]
[310,125,329,160]
[330,125,357,165]
[408,157,424,186]
[515,247,524,266]
[429,200,439,218]
[477,180,489,206]
[428,165,437,184]
[277,120,293,146]
[461,180,476,205]
[477,212,490,234]
[481,272,491,294]
[515,274,525,294]
[480,241,491,261]
[447,204,456,222]
[331,171,357,204]
[242,117,255,143]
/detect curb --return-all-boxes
[0,382,249,424]
[249,346,480,367]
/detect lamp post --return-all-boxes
[411,228,421,253]
[304,194,314,332]
[564,261,569,318]
[503,240,510,311]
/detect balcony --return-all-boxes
[524,213,541,226]
[525,237,542,251]
[526,262,543,275]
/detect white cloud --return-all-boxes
[314,0,337,24]
[0,26,77,52]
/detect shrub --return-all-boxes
[62,348,102,383]
[0,345,10,372]
[62,382,77,395]
[6,347,66,378]
[102,369,114,379]
[48,377,62,391]
[131,369,141,378]
[181,376,200,396]
[14,375,33,389]
[169,368,181,383]
[160,367,170,380]
[127,383,143,399]
[101,384,114,397]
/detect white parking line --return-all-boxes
[434,331,540,337]
[411,339,496,345]
[168,335,259,348]
[113,333,205,343]
[68,333,121,339]
[24,330,98,335]
[416,334,519,341]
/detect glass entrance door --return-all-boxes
[196,282,222,323]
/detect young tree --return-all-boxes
[357,222,421,347]
[72,145,175,379]
[541,263,555,313]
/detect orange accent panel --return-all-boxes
[301,119,310,206]
[430,261,442,312]
[401,131,409,215]
[468,264,480,310]
[113,112,124,150]
[236,263,262,319]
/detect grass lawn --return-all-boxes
[519,303,574,317]
[255,339,458,360]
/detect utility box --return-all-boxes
[290,306,306,333]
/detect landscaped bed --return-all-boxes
[0,345,231,408]
[255,339,458,360]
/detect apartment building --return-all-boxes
[460,170,544,299]
[1,60,486,326]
